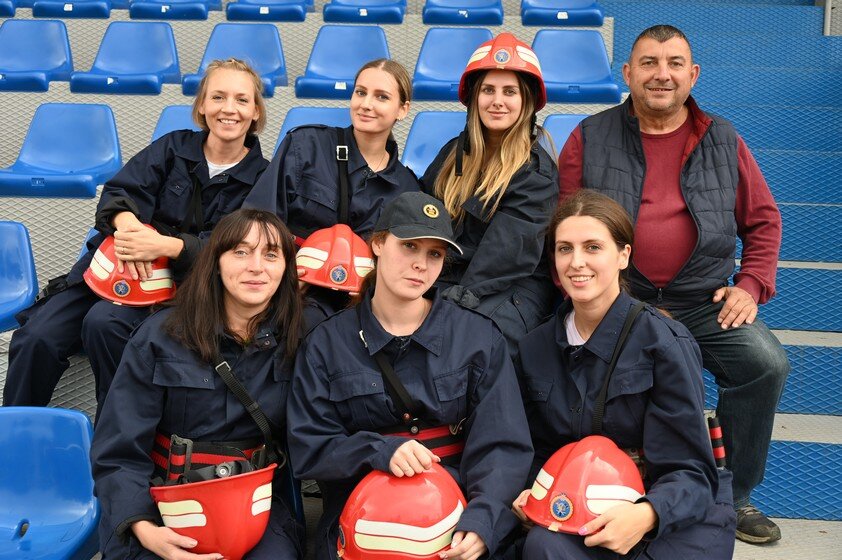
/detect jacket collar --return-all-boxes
[357,289,444,357]
[175,130,267,185]
[343,126,404,187]
[554,292,635,363]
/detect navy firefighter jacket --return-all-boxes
[243,125,420,240]
[69,130,268,285]
[90,308,293,557]
[517,292,720,540]
[287,292,534,555]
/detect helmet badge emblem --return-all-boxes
[550,493,574,521]
[113,280,131,298]
[494,49,511,65]
[330,265,348,285]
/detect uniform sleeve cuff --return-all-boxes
[734,277,762,303]
[371,436,408,473]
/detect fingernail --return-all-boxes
[578,526,588,535]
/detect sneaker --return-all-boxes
[735,505,782,544]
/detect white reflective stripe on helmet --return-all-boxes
[158,499,207,528]
[296,246,329,270]
[585,484,644,515]
[89,248,114,280]
[354,256,375,278]
[467,45,491,65]
[353,501,463,555]
[530,468,554,501]
[516,45,542,72]
[139,278,174,292]
[251,482,273,516]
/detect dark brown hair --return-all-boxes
[629,24,693,63]
[350,231,389,305]
[550,190,635,292]
[354,58,413,105]
[165,209,302,362]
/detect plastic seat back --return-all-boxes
[275,106,352,154]
[0,19,72,92]
[521,0,603,26]
[422,0,503,25]
[152,105,201,142]
[0,222,37,331]
[182,23,287,97]
[402,111,466,177]
[532,29,620,103]
[0,0,14,16]
[70,22,180,94]
[31,0,111,18]
[412,27,492,101]
[0,103,122,198]
[294,25,389,99]
[322,0,406,24]
[130,0,222,20]
[541,113,587,157]
[0,407,99,559]
[225,0,307,22]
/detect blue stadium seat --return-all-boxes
[225,0,307,22]
[130,0,221,20]
[182,23,287,97]
[402,111,466,177]
[69,22,180,95]
[323,0,406,23]
[0,103,122,198]
[152,105,200,142]
[541,114,587,157]
[532,30,620,103]
[0,19,72,92]
[521,0,604,26]
[294,25,389,99]
[0,408,99,558]
[0,222,37,332]
[0,0,14,16]
[422,0,503,25]
[276,106,351,154]
[412,27,492,101]
[31,0,110,18]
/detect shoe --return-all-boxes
[735,504,782,544]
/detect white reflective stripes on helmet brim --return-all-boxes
[530,468,554,501]
[353,501,464,554]
[89,248,114,280]
[139,268,174,292]
[585,484,644,515]
[297,246,329,270]
[251,482,273,516]
[354,256,374,278]
[467,45,491,65]
[516,45,542,73]
[157,499,207,528]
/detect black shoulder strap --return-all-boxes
[336,127,350,225]
[355,305,421,424]
[591,302,646,436]
[214,358,286,468]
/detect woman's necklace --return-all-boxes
[368,150,389,172]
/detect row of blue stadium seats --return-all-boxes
[0,102,587,198]
[0,20,620,101]
[0,0,605,24]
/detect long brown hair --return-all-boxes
[192,58,267,135]
[550,190,635,292]
[433,70,539,221]
[165,209,302,362]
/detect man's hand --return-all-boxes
[131,520,223,560]
[713,286,758,329]
[439,531,487,560]
[580,502,657,555]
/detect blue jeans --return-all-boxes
[670,301,790,508]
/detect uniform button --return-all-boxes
[537,391,544,397]
[410,426,419,435]
[371,382,377,388]
[203,378,209,382]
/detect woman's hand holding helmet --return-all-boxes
[131,520,224,560]
[580,501,658,555]
[439,530,487,560]
[388,439,440,477]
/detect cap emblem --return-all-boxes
[423,204,439,219]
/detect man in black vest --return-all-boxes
[557,24,789,545]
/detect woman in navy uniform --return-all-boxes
[91,209,303,560]
[420,33,558,353]
[513,191,736,559]
[3,59,270,411]
[287,192,533,560]
[243,59,420,327]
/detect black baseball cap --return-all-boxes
[374,192,463,254]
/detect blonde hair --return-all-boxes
[433,70,537,221]
[192,58,267,135]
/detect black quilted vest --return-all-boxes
[580,98,739,309]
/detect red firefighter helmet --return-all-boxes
[522,436,645,534]
[149,463,276,560]
[83,231,176,306]
[458,32,547,111]
[296,224,373,293]
[337,464,467,559]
